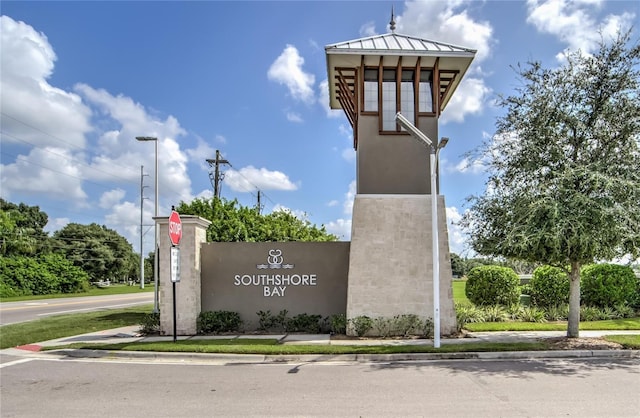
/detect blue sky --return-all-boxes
[1,0,638,257]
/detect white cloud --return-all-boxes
[446,206,470,256]
[271,204,307,221]
[0,146,87,201]
[399,1,494,63]
[327,200,339,207]
[526,0,635,58]
[104,200,143,247]
[186,138,217,165]
[341,147,356,163]
[0,16,92,149]
[318,79,344,118]
[224,166,298,192]
[267,44,315,104]
[75,84,192,208]
[440,77,492,124]
[99,188,126,209]
[359,21,377,37]
[325,218,352,241]
[343,180,356,215]
[44,217,70,234]
[286,111,303,123]
[0,16,200,250]
[396,1,494,124]
[325,181,356,240]
[454,156,485,175]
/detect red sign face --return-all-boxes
[168,211,182,246]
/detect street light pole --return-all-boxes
[139,165,145,289]
[395,113,448,348]
[136,136,159,314]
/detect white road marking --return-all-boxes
[0,358,34,369]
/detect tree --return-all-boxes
[461,31,640,337]
[450,253,466,277]
[53,223,136,283]
[176,197,338,242]
[0,199,51,256]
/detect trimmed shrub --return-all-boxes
[581,264,637,308]
[373,317,393,338]
[349,315,373,337]
[256,310,278,331]
[545,304,569,321]
[329,313,346,334]
[286,313,322,333]
[580,306,603,322]
[455,303,485,332]
[517,306,547,323]
[197,311,242,334]
[529,265,569,308]
[481,305,509,322]
[465,265,520,306]
[139,311,160,334]
[394,314,424,337]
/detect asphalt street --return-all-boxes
[0,293,153,325]
[1,354,639,417]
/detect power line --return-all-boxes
[204,151,276,212]
[205,150,230,199]
[0,130,135,185]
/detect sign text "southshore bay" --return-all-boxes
[234,274,317,297]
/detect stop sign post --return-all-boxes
[168,209,182,342]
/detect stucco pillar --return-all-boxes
[156,215,211,335]
[346,194,456,336]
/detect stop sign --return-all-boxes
[168,210,182,246]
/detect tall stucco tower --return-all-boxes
[325,17,476,336]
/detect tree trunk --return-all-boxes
[567,260,581,338]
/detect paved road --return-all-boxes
[0,354,638,417]
[0,293,153,325]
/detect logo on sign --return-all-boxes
[256,249,294,269]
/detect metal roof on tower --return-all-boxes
[325,32,476,57]
[325,32,476,111]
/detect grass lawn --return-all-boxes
[0,305,152,349]
[452,279,470,304]
[0,284,154,302]
[465,317,640,332]
[52,340,549,355]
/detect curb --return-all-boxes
[41,348,640,364]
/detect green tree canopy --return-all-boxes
[461,31,640,337]
[0,199,51,256]
[52,223,136,282]
[176,197,338,242]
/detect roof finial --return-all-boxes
[390,5,396,33]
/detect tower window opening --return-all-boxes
[363,65,434,132]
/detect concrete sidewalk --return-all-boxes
[2,326,639,363]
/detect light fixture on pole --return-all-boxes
[395,112,449,348]
[136,136,159,314]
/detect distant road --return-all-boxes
[0,293,153,326]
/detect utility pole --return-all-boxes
[256,190,262,214]
[206,150,230,198]
[139,165,148,289]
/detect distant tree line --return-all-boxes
[0,197,337,298]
